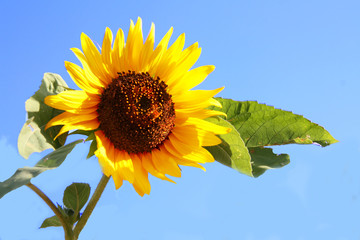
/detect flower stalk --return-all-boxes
[73,174,110,239]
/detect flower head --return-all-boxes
[45,17,230,196]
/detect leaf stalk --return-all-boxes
[26,182,74,240]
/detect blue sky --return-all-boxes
[0,0,359,239]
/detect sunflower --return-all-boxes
[45,17,230,196]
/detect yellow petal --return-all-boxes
[80,33,111,85]
[44,90,99,113]
[209,98,223,108]
[175,108,227,120]
[165,135,214,163]
[180,117,231,135]
[148,27,173,76]
[113,149,135,183]
[170,65,215,94]
[111,28,125,74]
[139,23,155,71]
[141,152,175,183]
[172,125,222,147]
[124,18,143,71]
[151,148,181,177]
[165,43,201,87]
[45,111,98,129]
[54,119,99,139]
[167,33,186,59]
[101,27,117,79]
[156,27,173,51]
[173,87,224,108]
[131,153,151,196]
[155,33,185,76]
[70,48,108,87]
[173,158,206,171]
[111,174,123,190]
[65,61,102,94]
[94,131,115,176]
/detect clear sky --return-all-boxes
[0,1,359,239]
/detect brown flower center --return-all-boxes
[97,71,175,153]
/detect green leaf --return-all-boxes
[40,215,62,228]
[205,117,253,177]
[18,73,69,159]
[249,147,290,177]
[63,183,90,216]
[70,130,94,138]
[70,131,97,159]
[0,140,83,199]
[57,203,66,215]
[87,139,97,159]
[210,98,338,148]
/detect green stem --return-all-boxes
[26,182,74,240]
[73,174,110,239]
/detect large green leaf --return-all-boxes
[18,73,69,159]
[63,183,90,215]
[0,140,83,199]
[210,98,338,148]
[205,117,253,177]
[205,98,337,177]
[249,147,290,177]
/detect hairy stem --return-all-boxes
[73,174,110,239]
[26,182,74,240]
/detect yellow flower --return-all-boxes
[45,17,230,196]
